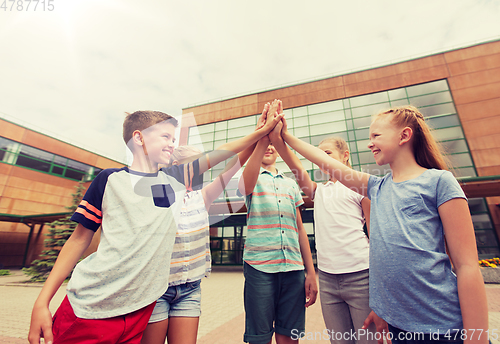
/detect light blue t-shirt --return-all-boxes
[367,169,466,333]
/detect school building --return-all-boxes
[180,38,500,265]
[0,119,123,267]
[1,39,500,268]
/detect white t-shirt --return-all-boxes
[68,162,202,319]
[313,181,369,274]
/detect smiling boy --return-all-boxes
[28,109,283,344]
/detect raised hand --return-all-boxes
[256,102,270,130]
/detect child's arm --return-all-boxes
[439,198,488,344]
[198,102,283,175]
[296,209,318,307]
[361,197,371,236]
[237,137,269,196]
[202,106,270,207]
[269,119,317,200]
[28,224,94,344]
[202,144,255,208]
[281,117,371,196]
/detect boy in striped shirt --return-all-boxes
[238,100,317,344]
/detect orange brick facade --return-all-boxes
[0,119,123,267]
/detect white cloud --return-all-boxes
[1,0,499,163]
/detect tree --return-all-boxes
[23,181,85,282]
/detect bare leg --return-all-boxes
[140,319,169,344]
[167,316,200,344]
[275,333,298,344]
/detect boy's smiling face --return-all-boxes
[140,121,176,169]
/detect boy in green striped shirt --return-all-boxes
[238,100,317,344]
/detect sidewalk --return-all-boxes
[1,267,499,344]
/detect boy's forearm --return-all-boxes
[204,144,256,206]
[238,140,267,196]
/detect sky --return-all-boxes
[1,0,500,164]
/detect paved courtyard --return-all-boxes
[1,267,499,344]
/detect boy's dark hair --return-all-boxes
[123,111,178,144]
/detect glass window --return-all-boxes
[194,123,214,134]
[214,131,226,140]
[440,139,468,154]
[356,140,370,152]
[409,92,452,107]
[64,168,86,181]
[53,156,67,166]
[351,102,390,118]
[308,100,343,114]
[351,154,359,165]
[353,116,372,128]
[472,214,493,230]
[312,121,346,136]
[228,116,255,129]
[448,153,473,168]
[308,111,344,125]
[215,121,227,131]
[390,99,410,107]
[426,114,460,129]
[475,230,497,247]
[350,92,389,107]
[292,106,308,117]
[227,126,249,138]
[452,167,476,178]
[419,103,456,117]
[294,127,310,138]
[293,116,309,127]
[388,88,407,100]
[468,198,488,213]
[432,127,464,141]
[406,80,448,97]
[354,128,370,140]
[198,132,214,143]
[188,135,202,145]
[51,165,64,175]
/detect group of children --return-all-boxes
[28,100,488,344]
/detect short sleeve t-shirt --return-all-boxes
[243,168,304,273]
[314,181,369,274]
[68,161,202,319]
[367,169,466,332]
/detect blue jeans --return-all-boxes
[243,263,306,344]
[148,280,202,323]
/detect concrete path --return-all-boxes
[1,268,499,344]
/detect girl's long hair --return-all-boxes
[375,105,449,170]
[318,136,352,168]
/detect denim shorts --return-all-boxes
[148,279,202,323]
[243,263,306,344]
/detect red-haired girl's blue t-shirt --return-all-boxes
[367,169,466,332]
[68,161,202,319]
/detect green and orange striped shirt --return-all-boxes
[243,168,304,273]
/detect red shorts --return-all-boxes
[52,296,156,344]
